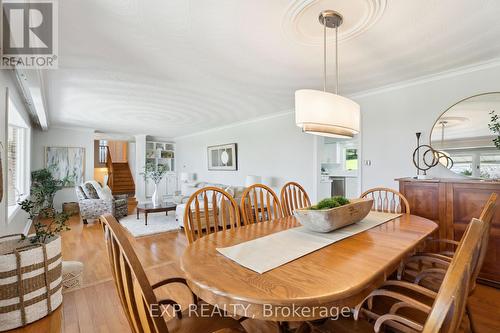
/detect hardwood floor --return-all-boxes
[8,214,500,333]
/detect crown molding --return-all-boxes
[48,125,96,133]
[349,57,500,99]
[174,110,293,140]
[174,58,500,140]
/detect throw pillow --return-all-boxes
[83,183,99,199]
[75,186,88,200]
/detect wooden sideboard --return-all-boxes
[397,177,500,287]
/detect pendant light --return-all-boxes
[295,10,360,138]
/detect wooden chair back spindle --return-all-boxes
[101,215,169,333]
[280,182,311,217]
[361,187,410,214]
[422,218,487,333]
[183,187,241,244]
[241,184,283,225]
[469,192,497,292]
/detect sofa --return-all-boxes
[174,182,246,228]
[75,181,128,223]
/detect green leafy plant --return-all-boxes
[141,163,168,184]
[19,168,70,243]
[309,196,350,210]
[20,200,69,243]
[30,168,65,214]
[488,110,500,149]
[461,169,472,176]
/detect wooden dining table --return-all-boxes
[180,214,437,322]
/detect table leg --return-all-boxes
[145,213,148,226]
[137,209,139,219]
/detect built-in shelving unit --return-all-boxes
[145,141,177,199]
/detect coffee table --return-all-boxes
[136,202,177,225]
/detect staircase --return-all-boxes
[105,146,135,196]
[109,162,135,195]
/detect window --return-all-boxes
[479,153,500,179]
[7,126,27,206]
[449,154,473,176]
[7,99,30,216]
[345,148,358,170]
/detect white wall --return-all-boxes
[175,113,317,200]
[356,63,500,191]
[32,127,94,209]
[134,135,146,202]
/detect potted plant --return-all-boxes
[29,168,69,216]
[0,169,69,330]
[141,163,169,207]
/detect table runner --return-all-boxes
[216,211,402,274]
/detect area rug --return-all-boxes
[119,213,180,237]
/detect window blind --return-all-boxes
[7,126,18,206]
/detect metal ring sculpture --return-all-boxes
[413,144,453,174]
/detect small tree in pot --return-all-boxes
[19,168,70,243]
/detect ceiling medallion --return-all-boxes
[282,0,387,45]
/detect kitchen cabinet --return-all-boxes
[345,177,359,198]
[318,180,331,200]
[322,143,341,164]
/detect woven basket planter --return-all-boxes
[0,234,63,331]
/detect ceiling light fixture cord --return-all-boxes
[335,24,339,95]
[323,22,327,92]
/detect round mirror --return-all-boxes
[430,92,500,179]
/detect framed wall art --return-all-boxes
[207,143,237,171]
[45,146,85,186]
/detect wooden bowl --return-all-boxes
[293,198,374,233]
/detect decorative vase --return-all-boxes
[152,183,161,207]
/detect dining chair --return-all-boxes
[398,193,497,284]
[361,187,410,214]
[240,184,283,225]
[396,193,497,333]
[280,181,311,217]
[183,186,241,244]
[100,214,245,333]
[298,218,486,333]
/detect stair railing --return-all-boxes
[105,146,114,189]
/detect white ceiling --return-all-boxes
[46,0,500,138]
